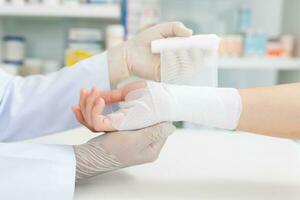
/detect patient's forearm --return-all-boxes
[238,83,300,139]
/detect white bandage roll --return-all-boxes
[151,35,221,53]
[151,34,220,86]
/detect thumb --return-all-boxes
[100,89,124,104]
[157,22,193,38]
[138,122,176,145]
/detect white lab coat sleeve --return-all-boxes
[0,142,75,200]
[0,52,111,142]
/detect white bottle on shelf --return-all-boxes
[105,25,124,49]
[3,36,25,66]
[19,58,42,76]
[43,60,60,74]
[0,0,7,5]
[42,0,61,5]
[11,0,26,5]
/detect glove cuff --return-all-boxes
[73,143,122,181]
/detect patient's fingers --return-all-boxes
[92,97,116,132]
[100,89,123,104]
[72,106,89,128]
[122,81,147,97]
[98,81,147,105]
[72,106,84,123]
[85,87,100,127]
[79,88,89,120]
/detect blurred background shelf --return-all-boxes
[0,4,120,19]
[2,0,300,88]
[219,58,300,70]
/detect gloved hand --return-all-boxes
[108,22,193,85]
[73,122,176,181]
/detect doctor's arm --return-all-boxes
[0,53,111,142]
[0,22,192,142]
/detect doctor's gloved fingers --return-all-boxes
[91,97,116,132]
[156,22,193,38]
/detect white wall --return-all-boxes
[248,0,283,37]
[275,0,300,84]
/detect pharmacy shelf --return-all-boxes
[219,57,300,70]
[0,4,120,19]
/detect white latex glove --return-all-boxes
[73,122,176,181]
[108,22,193,85]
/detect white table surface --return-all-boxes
[31,128,300,200]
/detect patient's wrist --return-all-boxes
[164,84,242,130]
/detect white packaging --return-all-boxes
[69,28,103,41]
[11,0,25,5]
[43,0,60,5]
[151,34,220,86]
[1,63,19,75]
[106,25,124,49]
[68,28,103,53]
[19,58,42,76]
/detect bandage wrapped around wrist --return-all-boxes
[107,81,242,131]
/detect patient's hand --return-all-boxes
[73,81,172,132]
[105,81,172,131]
[72,87,117,132]
[72,82,147,132]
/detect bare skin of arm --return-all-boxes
[237,83,300,139]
